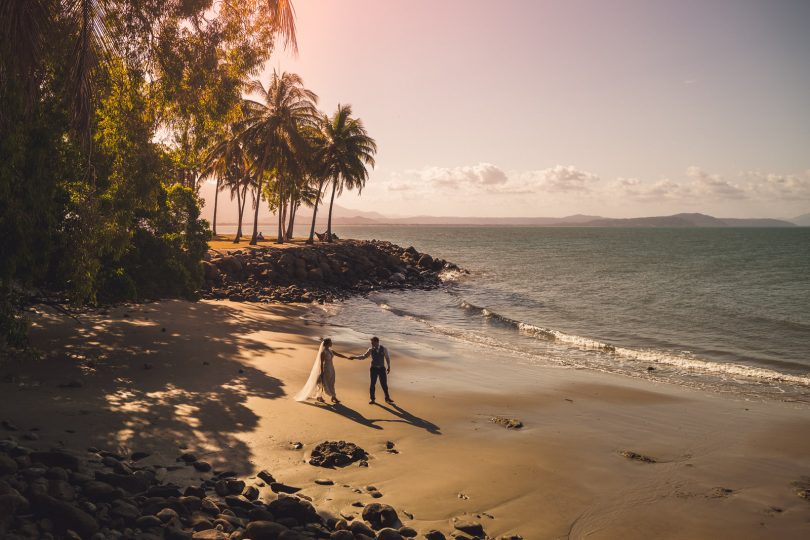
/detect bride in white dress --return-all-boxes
[294,338,349,404]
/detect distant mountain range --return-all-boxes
[791,213,810,226]
[327,211,801,228]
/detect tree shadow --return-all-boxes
[300,401,383,430]
[374,402,442,435]
[4,300,317,473]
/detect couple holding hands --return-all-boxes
[294,336,394,405]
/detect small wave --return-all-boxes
[439,268,468,283]
[459,300,810,386]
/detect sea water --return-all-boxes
[307,226,810,401]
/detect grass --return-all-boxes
[207,234,334,251]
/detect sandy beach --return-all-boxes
[3,299,810,539]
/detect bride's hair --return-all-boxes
[321,337,332,347]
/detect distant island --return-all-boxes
[262,209,803,228]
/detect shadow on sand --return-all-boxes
[302,399,441,435]
[3,300,317,473]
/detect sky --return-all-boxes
[201,0,810,220]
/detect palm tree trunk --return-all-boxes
[286,199,297,240]
[326,177,338,242]
[280,196,288,240]
[212,178,220,236]
[234,184,244,243]
[307,179,325,244]
[250,177,263,245]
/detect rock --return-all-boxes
[257,470,276,484]
[32,494,99,537]
[0,453,18,474]
[349,521,376,537]
[91,471,147,494]
[619,451,657,463]
[424,531,446,540]
[266,496,321,525]
[453,521,485,537]
[48,478,76,501]
[385,441,395,450]
[136,515,164,528]
[179,452,198,463]
[242,485,260,500]
[194,461,213,472]
[192,530,230,539]
[157,507,180,522]
[376,528,404,540]
[417,254,434,269]
[245,520,289,539]
[490,417,523,429]
[398,526,417,537]
[314,478,334,485]
[111,499,141,521]
[1,420,19,431]
[269,482,301,494]
[224,494,254,510]
[330,531,353,540]
[361,503,401,530]
[309,441,368,468]
[29,450,81,471]
[185,485,207,498]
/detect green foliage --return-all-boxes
[0,0,294,351]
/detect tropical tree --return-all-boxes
[310,104,377,243]
[239,70,319,244]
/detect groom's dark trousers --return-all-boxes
[370,366,390,401]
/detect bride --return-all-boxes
[294,338,350,404]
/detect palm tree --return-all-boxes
[310,104,377,243]
[239,70,318,245]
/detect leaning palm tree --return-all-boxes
[239,70,318,245]
[310,104,377,243]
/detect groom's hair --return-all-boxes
[371,336,379,343]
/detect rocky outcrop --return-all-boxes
[200,240,464,304]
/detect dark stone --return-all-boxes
[147,484,183,498]
[111,499,141,521]
[490,416,523,429]
[178,452,197,463]
[94,471,149,494]
[136,515,164,528]
[29,450,81,471]
[453,521,485,537]
[185,485,207,498]
[248,507,275,521]
[31,494,99,537]
[424,531,446,540]
[349,520,376,537]
[225,494,255,510]
[0,453,18,474]
[361,503,401,530]
[398,526,417,538]
[131,451,150,461]
[330,531,353,540]
[243,485,260,500]
[619,451,657,463]
[376,528,404,540]
[193,461,212,472]
[266,496,322,525]
[269,482,301,494]
[245,520,289,540]
[309,441,368,468]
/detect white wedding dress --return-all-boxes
[294,342,337,402]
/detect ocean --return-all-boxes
[301,225,810,401]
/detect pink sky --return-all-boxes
[200,0,810,221]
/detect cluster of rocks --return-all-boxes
[0,436,514,540]
[200,241,465,304]
[308,442,368,469]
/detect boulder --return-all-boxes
[453,521,485,538]
[361,503,401,530]
[309,441,368,468]
[376,528,404,540]
[266,496,321,525]
[245,520,289,540]
[31,494,99,537]
[424,531,446,540]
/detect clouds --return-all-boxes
[388,163,600,196]
[526,165,600,193]
[383,162,810,213]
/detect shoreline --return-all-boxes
[2,300,810,538]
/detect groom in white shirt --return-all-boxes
[351,336,394,404]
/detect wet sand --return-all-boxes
[3,300,810,539]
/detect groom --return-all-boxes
[351,337,394,405]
